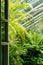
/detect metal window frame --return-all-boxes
[0,0,8,65]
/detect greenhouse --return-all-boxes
[0,0,43,65]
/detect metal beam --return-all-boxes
[1,0,8,65]
[0,0,2,65]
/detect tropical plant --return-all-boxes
[9,0,43,65]
[1,0,43,65]
[9,31,43,65]
[9,0,33,42]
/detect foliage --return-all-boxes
[9,31,43,65]
[9,0,33,23]
[1,0,5,18]
[9,0,43,65]
[1,0,43,65]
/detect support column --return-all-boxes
[0,0,2,65]
[1,0,8,65]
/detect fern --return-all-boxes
[1,0,43,65]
